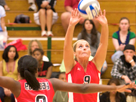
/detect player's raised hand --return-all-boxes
[116,82,136,93]
[69,8,82,26]
[94,10,107,26]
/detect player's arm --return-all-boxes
[50,78,136,93]
[0,76,20,97]
[92,10,109,71]
[63,9,81,73]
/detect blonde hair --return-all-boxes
[73,39,90,52]
[27,40,43,55]
[127,96,136,102]
[73,39,90,61]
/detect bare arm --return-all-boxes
[41,1,49,8]
[50,78,135,93]
[92,10,109,71]
[0,61,3,76]
[63,9,82,73]
[65,6,73,12]
[1,17,6,31]
[112,38,120,51]
[0,76,20,97]
[45,66,52,79]
[129,38,136,45]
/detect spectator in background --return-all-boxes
[32,48,53,79]
[111,17,135,63]
[61,0,99,32]
[61,0,84,32]
[127,93,136,102]
[100,78,126,102]
[0,0,10,11]
[27,40,49,62]
[53,72,68,102]
[0,5,6,32]
[34,0,58,36]
[0,5,8,50]
[28,0,37,12]
[77,19,107,75]
[111,44,136,84]
[0,45,19,102]
[77,19,100,57]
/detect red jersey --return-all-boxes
[66,61,100,102]
[15,78,54,102]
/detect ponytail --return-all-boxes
[18,55,40,90]
[24,69,40,90]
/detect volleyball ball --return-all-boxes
[78,0,100,19]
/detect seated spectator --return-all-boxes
[77,19,107,75]
[61,0,84,32]
[61,0,99,32]
[100,78,126,102]
[111,44,136,84]
[27,40,49,62]
[111,17,135,63]
[0,45,19,102]
[0,5,6,32]
[34,0,58,36]
[0,0,10,11]
[127,95,136,102]
[0,5,8,50]
[53,72,68,102]
[28,0,37,12]
[32,48,53,79]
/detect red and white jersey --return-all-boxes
[66,61,100,102]
[15,78,54,102]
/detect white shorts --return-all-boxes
[34,11,58,25]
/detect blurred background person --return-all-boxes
[53,72,68,102]
[111,17,135,63]
[100,78,126,102]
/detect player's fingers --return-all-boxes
[73,9,76,17]
[77,12,81,19]
[71,10,74,17]
[75,8,78,16]
[103,9,106,16]
[124,89,131,93]
[99,9,102,16]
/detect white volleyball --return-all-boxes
[78,0,100,19]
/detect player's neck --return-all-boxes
[78,60,88,71]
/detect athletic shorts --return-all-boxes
[34,11,58,25]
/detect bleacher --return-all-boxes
[0,1,135,99]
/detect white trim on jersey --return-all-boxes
[97,72,101,102]
[68,74,73,102]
